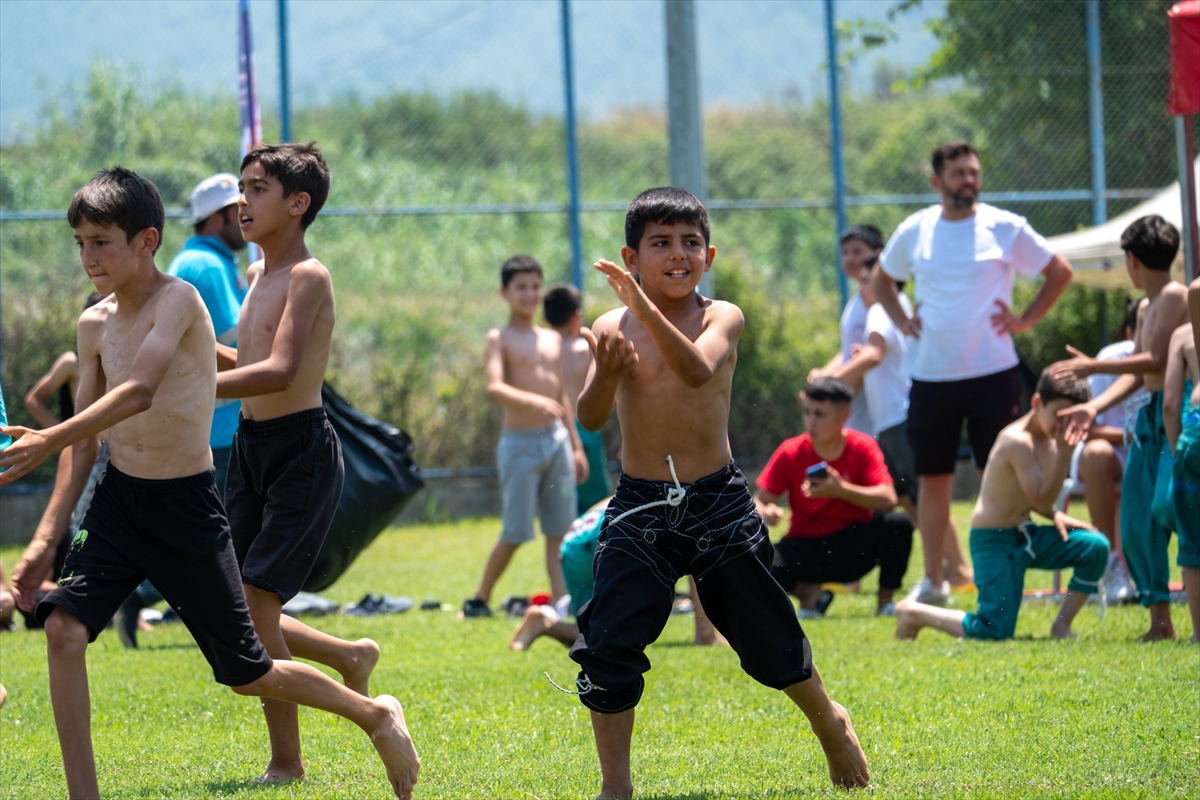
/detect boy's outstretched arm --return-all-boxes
[1058,372,1143,445]
[594,259,741,388]
[0,287,198,484]
[1052,285,1187,379]
[577,318,637,432]
[216,261,327,398]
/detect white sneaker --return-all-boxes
[798,607,824,620]
[904,577,950,606]
[1104,553,1135,603]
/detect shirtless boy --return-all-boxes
[0,167,417,799]
[1164,316,1199,641]
[895,370,1109,641]
[214,143,398,783]
[569,187,868,798]
[462,257,587,618]
[1054,214,1189,640]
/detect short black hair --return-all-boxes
[1035,368,1090,406]
[803,377,854,405]
[543,283,582,327]
[931,141,979,176]
[840,224,884,252]
[1120,215,1180,272]
[501,255,543,288]
[625,187,710,250]
[1123,298,1142,338]
[240,142,330,229]
[193,204,236,236]
[67,166,165,253]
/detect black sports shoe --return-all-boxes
[461,598,493,618]
[814,590,836,616]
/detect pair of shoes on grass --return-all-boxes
[461,598,493,618]
[345,594,414,616]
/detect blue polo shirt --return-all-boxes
[168,236,247,449]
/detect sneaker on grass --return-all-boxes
[1103,552,1135,604]
[904,577,950,606]
[461,598,493,618]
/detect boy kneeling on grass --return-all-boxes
[896,369,1110,641]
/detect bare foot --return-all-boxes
[894,601,920,640]
[370,695,420,800]
[342,638,380,697]
[812,701,870,788]
[510,608,554,651]
[693,630,729,647]
[0,683,7,710]
[1049,624,1077,640]
[254,761,307,783]
[596,784,634,799]
[1136,627,1177,642]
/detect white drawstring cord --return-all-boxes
[606,455,686,527]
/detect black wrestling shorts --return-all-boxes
[225,407,344,603]
[569,463,812,714]
[37,462,272,687]
[906,366,1022,475]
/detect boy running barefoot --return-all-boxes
[1164,317,1200,642]
[0,167,416,800]
[462,257,587,618]
[216,143,402,783]
[1054,215,1189,640]
[570,188,868,798]
[895,370,1110,642]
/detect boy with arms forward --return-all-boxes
[463,257,587,617]
[571,188,868,798]
[0,167,417,799]
[214,143,403,783]
[1164,313,1199,641]
[1054,215,1190,640]
[895,370,1109,641]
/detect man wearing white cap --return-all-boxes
[168,173,248,496]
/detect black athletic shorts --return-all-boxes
[906,366,1022,475]
[771,512,914,592]
[225,408,344,602]
[876,422,917,500]
[36,462,273,687]
[570,463,813,714]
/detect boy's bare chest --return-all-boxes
[502,332,557,377]
[100,314,156,385]
[240,273,289,347]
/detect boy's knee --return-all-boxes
[230,670,270,697]
[44,608,90,651]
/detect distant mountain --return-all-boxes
[0,0,945,142]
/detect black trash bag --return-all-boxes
[302,383,424,592]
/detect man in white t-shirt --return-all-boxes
[872,141,1074,605]
[808,225,882,435]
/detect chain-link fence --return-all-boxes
[1,0,1191,476]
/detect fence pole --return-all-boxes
[665,0,711,297]
[560,0,584,291]
[1086,0,1106,226]
[278,0,291,142]
[824,0,849,310]
[1177,115,1199,283]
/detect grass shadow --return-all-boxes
[138,643,199,651]
[200,779,278,796]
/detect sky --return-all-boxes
[0,0,947,142]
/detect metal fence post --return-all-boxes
[665,0,711,297]
[278,0,291,143]
[825,0,849,311]
[561,0,584,291]
[1086,0,1106,226]
[1177,115,1198,283]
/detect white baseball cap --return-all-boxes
[184,173,240,225]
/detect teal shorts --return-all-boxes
[560,505,606,617]
[962,522,1109,640]
[1173,410,1200,569]
[1121,391,1175,606]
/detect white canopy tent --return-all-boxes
[1047,158,1198,290]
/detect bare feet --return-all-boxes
[255,761,307,783]
[370,695,420,800]
[894,601,920,640]
[0,683,7,710]
[1049,623,1077,640]
[342,638,380,697]
[596,783,634,799]
[812,701,870,789]
[510,607,554,651]
[1136,627,1177,642]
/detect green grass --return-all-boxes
[2,503,1198,799]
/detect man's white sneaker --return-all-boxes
[904,577,950,606]
[1104,553,1135,603]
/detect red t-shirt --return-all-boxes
[756,430,892,539]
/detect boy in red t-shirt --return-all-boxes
[756,378,914,616]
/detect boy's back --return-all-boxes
[1137,285,1189,392]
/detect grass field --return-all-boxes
[2,502,1197,799]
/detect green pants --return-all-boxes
[963,522,1109,640]
[1121,392,1175,606]
[575,421,613,515]
[1174,409,1200,570]
[560,505,606,617]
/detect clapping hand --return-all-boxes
[594,260,654,319]
[581,327,638,381]
[1048,345,1098,380]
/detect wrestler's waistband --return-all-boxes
[615,461,741,498]
[237,407,328,439]
[103,460,216,495]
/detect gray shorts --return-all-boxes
[877,422,917,501]
[498,421,577,544]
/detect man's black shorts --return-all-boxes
[36,462,272,687]
[906,366,1022,475]
[225,407,344,602]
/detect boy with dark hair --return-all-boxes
[896,370,1109,642]
[544,282,609,513]
[1055,214,1190,640]
[462,256,587,618]
[0,166,417,800]
[1164,316,1199,642]
[755,377,913,617]
[215,142,411,785]
[571,186,869,798]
